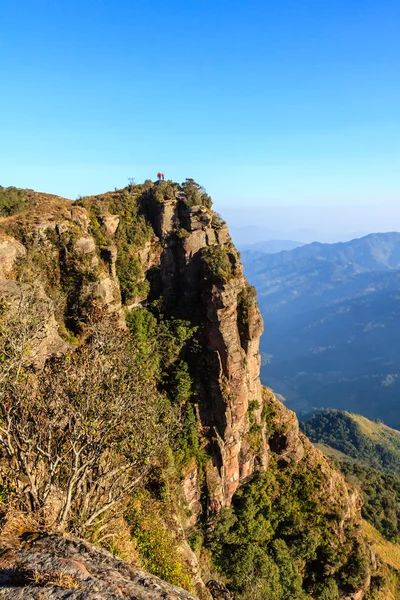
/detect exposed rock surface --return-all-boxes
[74,235,97,255]
[181,462,202,526]
[147,199,266,510]
[70,207,90,230]
[0,534,198,599]
[0,280,69,366]
[85,276,121,313]
[99,214,120,236]
[0,236,26,277]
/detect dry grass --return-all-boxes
[8,565,81,589]
[363,520,400,570]
[0,503,65,543]
[0,509,43,541]
[90,514,140,566]
[0,189,74,233]
[314,442,350,462]
[349,412,400,445]
[362,521,400,599]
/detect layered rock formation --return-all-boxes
[148,197,265,511]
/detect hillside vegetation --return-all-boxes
[303,409,400,542]
[303,410,400,597]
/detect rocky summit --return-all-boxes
[0,181,392,598]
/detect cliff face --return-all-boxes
[151,198,265,512]
[0,185,266,512]
[0,182,379,599]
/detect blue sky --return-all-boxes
[1,0,400,239]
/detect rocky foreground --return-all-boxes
[0,534,198,600]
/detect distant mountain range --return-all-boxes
[239,239,304,254]
[229,225,322,245]
[228,222,369,246]
[242,232,400,428]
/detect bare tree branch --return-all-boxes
[0,297,177,532]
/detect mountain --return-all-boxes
[228,224,322,246]
[239,239,305,254]
[0,182,386,599]
[246,232,400,270]
[241,232,400,428]
[302,409,400,595]
[227,220,369,246]
[302,409,400,474]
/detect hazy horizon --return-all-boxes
[218,203,400,244]
[2,176,398,245]
[1,1,399,222]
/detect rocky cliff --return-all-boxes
[0,181,384,599]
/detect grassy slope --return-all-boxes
[350,413,400,453]
[308,412,400,597]
[314,443,350,462]
[362,521,400,600]
[363,521,400,571]
[303,409,400,471]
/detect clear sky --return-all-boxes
[1,0,399,240]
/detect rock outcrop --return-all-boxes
[99,214,120,237]
[147,197,266,510]
[0,534,198,599]
[0,279,69,366]
[0,236,26,277]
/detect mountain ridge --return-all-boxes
[241,231,400,427]
[239,239,305,254]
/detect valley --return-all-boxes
[242,233,400,427]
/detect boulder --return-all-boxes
[99,214,120,236]
[70,207,89,230]
[0,237,26,277]
[0,533,198,599]
[74,236,96,255]
[85,277,121,312]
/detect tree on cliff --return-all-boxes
[0,293,176,533]
[180,178,212,208]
